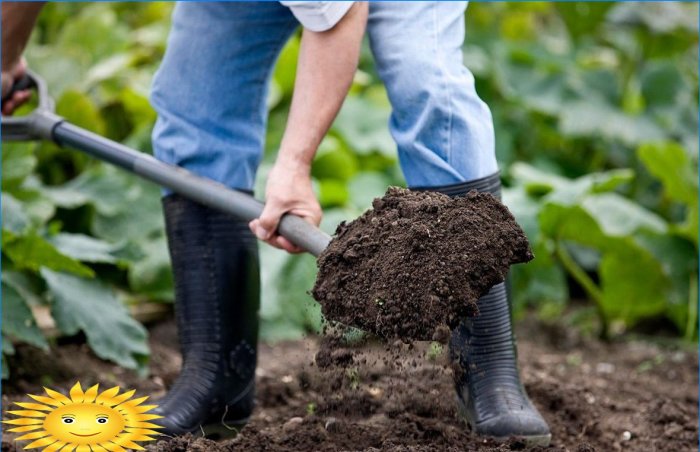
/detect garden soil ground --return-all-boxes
[2,316,697,452]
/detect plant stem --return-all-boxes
[684,273,698,341]
[555,241,609,340]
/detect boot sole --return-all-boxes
[455,395,552,447]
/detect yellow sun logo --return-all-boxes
[2,382,163,451]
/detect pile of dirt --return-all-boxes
[2,317,697,451]
[313,187,533,341]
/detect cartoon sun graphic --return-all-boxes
[3,382,163,451]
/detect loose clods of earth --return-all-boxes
[312,187,533,341]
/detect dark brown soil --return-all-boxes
[3,316,697,451]
[313,187,533,341]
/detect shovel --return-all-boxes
[1,71,332,256]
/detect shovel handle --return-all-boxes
[1,72,332,256]
[1,74,35,103]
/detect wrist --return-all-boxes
[274,150,313,175]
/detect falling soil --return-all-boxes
[3,316,697,451]
[313,187,533,341]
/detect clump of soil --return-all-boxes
[313,187,533,341]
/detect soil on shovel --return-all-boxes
[313,187,533,341]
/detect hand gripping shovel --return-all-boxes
[1,71,331,256]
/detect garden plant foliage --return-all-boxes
[1,3,697,377]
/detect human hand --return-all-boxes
[2,58,31,116]
[249,158,322,254]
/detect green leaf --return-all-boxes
[56,90,106,135]
[348,172,392,211]
[318,179,349,208]
[638,142,698,205]
[2,143,37,190]
[1,282,48,350]
[312,139,359,181]
[127,235,173,301]
[638,142,698,244]
[48,233,123,264]
[580,193,667,237]
[599,245,668,325]
[3,230,95,278]
[259,246,322,341]
[333,97,395,156]
[511,163,633,202]
[42,269,149,370]
[1,193,30,234]
[273,35,300,97]
[559,100,665,146]
[511,239,568,309]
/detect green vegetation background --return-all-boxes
[2,2,698,377]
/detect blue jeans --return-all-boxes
[151,1,496,191]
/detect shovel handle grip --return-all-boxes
[1,74,35,103]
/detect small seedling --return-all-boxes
[306,402,316,416]
[427,341,444,361]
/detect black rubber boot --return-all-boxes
[154,194,259,437]
[414,172,551,446]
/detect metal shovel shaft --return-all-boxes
[19,110,332,256]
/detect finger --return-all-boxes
[2,90,30,115]
[258,204,284,241]
[13,90,30,105]
[273,235,303,254]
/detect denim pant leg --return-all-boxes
[151,3,298,191]
[367,1,498,187]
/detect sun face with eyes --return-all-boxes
[43,403,125,445]
[3,382,162,451]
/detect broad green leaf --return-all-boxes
[2,270,45,307]
[2,338,15,379]
[559,100,665,146]
[3,231,94,278]
[318,180,349,208]
[511,239,568,309]
[333,97,395,157]
[511,163,633,202]
[556,2,612,39]
[638,142,698,244]
[56,90,106,135]
[348,172,392,211]
[42,269,149,370]
[607,2,699,34]
[1,283,48,350]
[1,193,30,234]
[10,183,56,226]
[273,35,300,97]
[2,143,37,190]
[259,246,322,341]
[48,233,122,264]
[503,185,541,241]
[634,230,697,332]
[641,63,687,108]
[599,245,668,325]
[638,142,698,205]
[580,193,667,237]
[312,142,359,181]
[127,235,173,301]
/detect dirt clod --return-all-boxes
[313,187,533,341]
